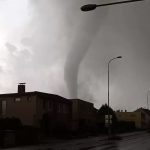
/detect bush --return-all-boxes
[16,126,39,145]
[0,117,22,130]
[116,121,136,133]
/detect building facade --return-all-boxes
[116,108,150,129]
[115,111,141,128]
[0,84,98,133]
[135,108,150,129]
[0,84,72,132]
[72,99,98,132]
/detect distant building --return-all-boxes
[135,108,150,129]
[115,111,141,128]
[116,108,150,129]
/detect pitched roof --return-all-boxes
[135,108,150,116]
[0,91,71,103]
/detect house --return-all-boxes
[0,84,98,133]
[0,83,72,133]
[72,99,98,132]
[116,108,150,129]
[135,108,150,129]
[115,111,141,129]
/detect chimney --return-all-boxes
[18,83,26,93]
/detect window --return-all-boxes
[15,97,21,102]
[2,100,6,115]
[27,96,32,102]
[141,113,146,120]
[48,101,53,111]
[63,104,69,114]
[43,100,46,109]
[57,103,62,113]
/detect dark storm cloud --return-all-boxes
[25,0,148,110]
[29,0,108,98]
[77,0,149,110]
[105,0,150,110]
[25,0,108,98]
[3,0,147,110]
[64,6,108,98]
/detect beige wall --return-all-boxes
[116,112,141,128]
[136,109,150,129]
[0,95,37,126]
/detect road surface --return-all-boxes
[6,131,150,150]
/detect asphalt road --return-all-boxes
[6,131,150,150]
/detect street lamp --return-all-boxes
[81,0,144,11]
[147,91,150,109]
[108,56,122,137]
[80,0,144,137]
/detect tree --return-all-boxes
[97,104,118,127]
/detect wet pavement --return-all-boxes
[5,131,150,150]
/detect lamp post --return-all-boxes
[80,0,144,138]
[81,0,144,11]
[147,91,150,109]
[108,56,122,137]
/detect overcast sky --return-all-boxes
[0,0,149,111]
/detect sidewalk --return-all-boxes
[5,130,147,150]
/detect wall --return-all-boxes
[0,95,37,126]
[115,112,141,128]
[135,108,150,129]
[36,94,72,133]
[72,99,97,131]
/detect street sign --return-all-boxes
[105,115,112,119]
[105,115,112,126]
[105,119,112,124]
